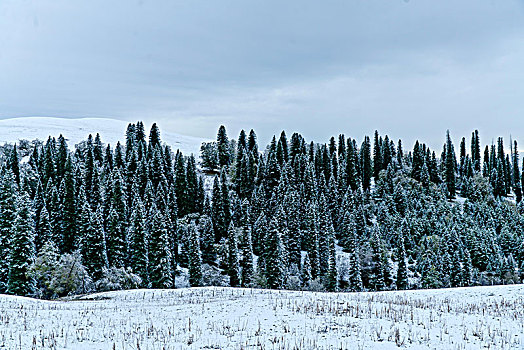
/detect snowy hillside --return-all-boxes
[0,117,204,156]
[1,285,523,350]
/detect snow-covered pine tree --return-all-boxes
[396,227,409,290]
[0,169,17,293]
[324,223,338,292]
[264,217,285,289]
[7,191,35,296]
[188,222,203,287]
[59,156,77,253]
[444,130,457,199]
[186,154,199,214]
[227,222,240,287]
[217,125,230,168]
[148,205,173,289]
[127,198,149,287]
[240,226,254,287]
[36,205,52,253]
[85,206,109,282]
[301,252,312,288]
[369,225,386,291]
[199,214,217,265]
[347,219,363,292]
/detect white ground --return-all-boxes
[0,285,523,350]
[0,117,204,156]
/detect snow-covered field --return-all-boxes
[0,117,204,156]
[1,285,523,350]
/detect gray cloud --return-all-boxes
[1,0,524,150]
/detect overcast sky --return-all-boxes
[1,0,524,149]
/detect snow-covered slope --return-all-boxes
[0,117,204,156]
[0,285,523,349]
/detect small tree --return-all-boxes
[96,267,141,292]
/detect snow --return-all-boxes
[0,117,205,156]
[1,285,523,349]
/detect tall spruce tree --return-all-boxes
[361,136,372,192]
[127,199,149,286]
[83,205,108,282]
[444,130,457,199]
[264,217,285,289]
[0,169,17,292]
[60,156,77,253]
[148,205,174,289]
[8,191,35,296]
[217,125,230,168]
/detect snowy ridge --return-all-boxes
[1,285,523,349]
[0,117,204,156]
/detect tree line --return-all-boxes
[0,122,523,298]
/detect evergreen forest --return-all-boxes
[1,122,523,298]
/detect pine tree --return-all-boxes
[149,145,165,189]
[82,205,108,282]
[264,218,285,289]
[248,129,259,161]
[346,141,359,191]
[450,250,462,288]
[304,201,320,279]
[93,133,104,165]
[397,139,404,168]
[324,225,338,292]
[240,226,254,287]
[56,135,69,178]
[45,179,61,248]
[186,155,199,214]
[347,219,363,292]
[166,185,178,274]
[461,248,473,286]
[513,140,522,203]
[444,131,457,199]
[127,199,149,286]
[199,214,217,265]
[60,156,77,253]
[0,169,17,292]
[217,125,230,168]
[361,136,372,192]
[411,141,423,181]
[148,123,162,151]
[301,252,312,288]
[36,205,52,252]
[8,144,21,186]
[369,225,386,291]
[317,195,331,276]
[188,222,203,287]
[7,191,35,296]
[148,205,174,289]
[174,151,188,217]
[471,130,481,172]
[421,162,430,189]
[220,169,232,232]
[227,222,240,287]
[211,175,225,242]
[106,208,125,268]
[373,131,382,179]
[396,229,409,290]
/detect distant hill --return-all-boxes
[0,117,204,156]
